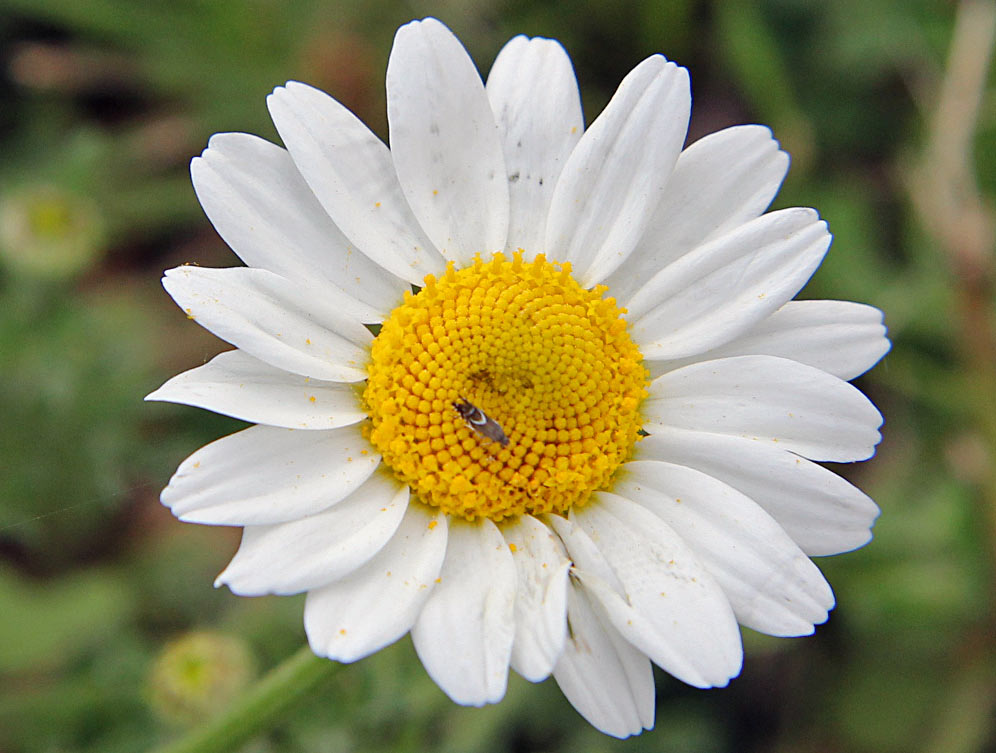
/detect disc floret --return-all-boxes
[364,252,647,522]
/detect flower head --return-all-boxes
[149,18,888,738]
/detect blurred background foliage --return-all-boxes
[0,0,993,751]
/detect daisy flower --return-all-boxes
[148,17,888,738]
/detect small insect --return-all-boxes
[453,397,510,447]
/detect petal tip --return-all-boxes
[396,16,446,40]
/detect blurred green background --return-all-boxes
[1,0,994,751]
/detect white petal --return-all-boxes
[304,503,448,662]
[545,513,627,595]
[629,208,830,360]
[604,125,788,306]
[485,35,583,258]
[552,576,654,739]
[614,461,834,636]
[387,18,509,265]
[411,518,516,706]
[162,266,370,383]
[190,132,404,320]
[216,468,408,595]
[266,82,444,285]
[544,55,690,286]
[161,424,379,526]
[501,515,570,682]
[146,350,365,430]
[635,427,880,555]
[570,494,743,688]
[644,355,884,462]
[648,300,890,382]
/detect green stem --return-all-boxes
[149,645,338,753]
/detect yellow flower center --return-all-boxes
[363,252,647,522]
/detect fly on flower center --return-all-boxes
[363,251,648,522]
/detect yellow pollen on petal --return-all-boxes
[363,251,648,522]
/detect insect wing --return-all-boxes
[476,414,509,447]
